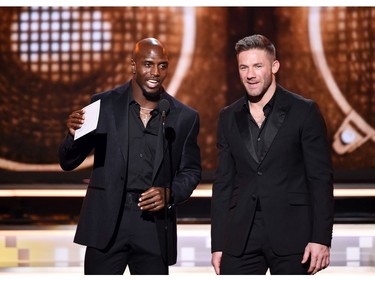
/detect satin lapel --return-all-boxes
[152,96,179,184]
[235,108,258,163]
[258,96,290,164]
[112,86,131,166]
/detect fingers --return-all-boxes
[301,248,310,264]
[213,262,220,275]
[303,243,330,275]
[211,252,222,275]
[138,199,162,211]
[67,109,85,135]
[308,258,329,275]
[319,255,330,271]
[138,187,168,211]
[308,259,318,275]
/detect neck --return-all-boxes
[131,80,159,109]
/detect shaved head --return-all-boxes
[130,38,169,103]
[132,38,168,61]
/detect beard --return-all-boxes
[135,78,163,102]
[142,87,162,102]
[246,76,273,103]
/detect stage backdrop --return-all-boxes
[0,6,374,183]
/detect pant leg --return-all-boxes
[84,192,167,275]
[84,245,128,275]
[220,210,268,275]
[221,210,309,275]
[220,251,268,275]
[258,211,309,275]
[127,210,167,275]
[265,246,309,275]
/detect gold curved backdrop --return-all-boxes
[0,7,374,182]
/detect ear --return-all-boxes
[272,59,280,74]
[131,59,136,74]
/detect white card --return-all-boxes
[74,99,101,140]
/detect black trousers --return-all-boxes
[220,210,309,275]
[84,192,167,275]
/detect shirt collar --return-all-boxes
[242,91,276,116]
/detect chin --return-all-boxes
[142,88,161,101]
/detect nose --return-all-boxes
[246,68,255,78]
[150,65,160,76]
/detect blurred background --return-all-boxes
[1,6,375,180]
[0,6,374,275]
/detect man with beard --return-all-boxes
[210,34,334,275]
[59,38,201,275]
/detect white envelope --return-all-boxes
[74,99,101,140]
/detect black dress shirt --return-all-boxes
[126,98,160,193]
[244,94,275,163]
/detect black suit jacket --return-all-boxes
[59,81,201,265]
[211,85,334,256]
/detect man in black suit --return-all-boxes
[59,38,201,274]
[210,34,334,275]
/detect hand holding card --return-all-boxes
[74,100,101,140]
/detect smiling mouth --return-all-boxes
[247,82,259,88]
[146,79,160,88]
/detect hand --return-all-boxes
[211,251,222,275]
[301,242,330,274]
[138,186,170,212]
[67,109,85,136]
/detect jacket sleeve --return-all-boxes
[302,102,334,247]
[58,96,101,171]
[169,110,202,206]
[58,131,95,171]
[210,109,236,252]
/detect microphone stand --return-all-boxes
[159,99,171,274]
[161,110,169,275]
[165,128,174,276]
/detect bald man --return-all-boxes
[59,38,201,275]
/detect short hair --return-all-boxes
[235,34,276,60]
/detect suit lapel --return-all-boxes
[258,88,290,164]
[234,99,259,164]
[112,84,131,166]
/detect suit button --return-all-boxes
[252,195,257,201]
[257,171,263,176]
